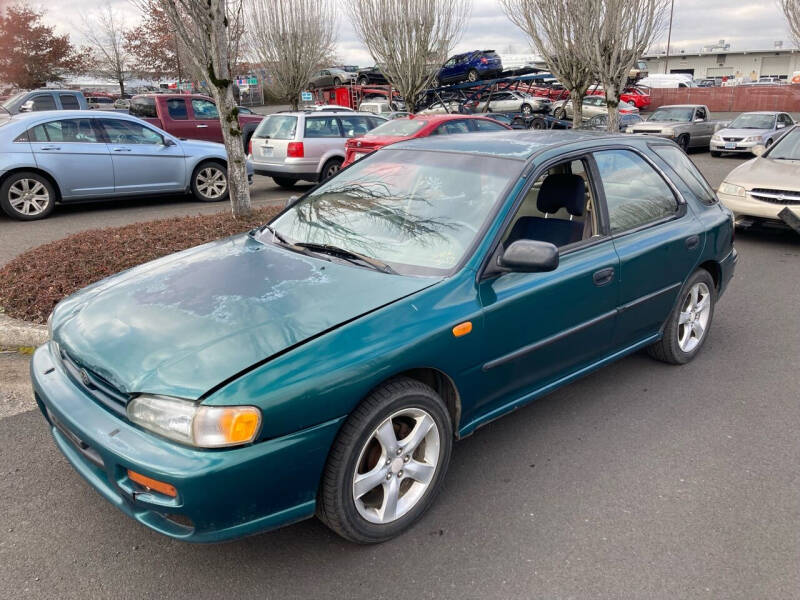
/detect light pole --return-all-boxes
[664,0,675,74]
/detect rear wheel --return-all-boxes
[554,107,567,120]
[358,76,369,86]
[467,69,479,82]
[766,138,774,148]
[320,158,343,181]
[333,77,342,86]
[191,161,228,202]
[647,269,716,365]
[521,103,533,116]
[317,378,453,543]
[529,116,547,130]
[0,171,56,220]
[272,177,297,190]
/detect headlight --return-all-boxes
[47,311,54,339]
[662,128,676,137]
[718,181,746,197]
[712,134,722,142]
[745,136,761,142]
[625,127,634,133]
[127,395,261,448]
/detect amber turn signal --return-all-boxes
[127,470,177,497]
[452,321,473,337]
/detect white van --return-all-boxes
[638,74,695,89]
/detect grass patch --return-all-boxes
[0,206,282,324]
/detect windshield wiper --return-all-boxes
[295,242,397,274]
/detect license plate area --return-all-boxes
[260,146,274,157]
[725,142,737,149]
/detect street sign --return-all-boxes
[301,91,313,101]
[248,77,258,85]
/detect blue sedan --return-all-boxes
[0,110,253,220]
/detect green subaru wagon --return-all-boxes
[33,130,737,543]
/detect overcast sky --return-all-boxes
[37,0,794,67]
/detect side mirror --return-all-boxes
[19,100,34,113]
[163,138,177,147]
[752,144,767,157]
[498,240,559,273]
[284,195,299,208]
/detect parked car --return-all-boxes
[587,86,652,109]
[625,104,726,151]
[237,106,256,114]
[717,125,800,229]
[358,100,401,117]
[129,93,264,150]
[710,112,795,156]
[1,89,88,114]
[308,68,356,89]
[587,112,644,132]
[248,111,387,188]
[0,110,253,220]
[416,100,465,115]
[113,98,131,110]
[530,83,570,101]
[472,90,551,115]
[356,65,389,86]
[33,130,736,544]
[696,79,717,87]
[551,96,639,122]
[86,96,116,110]
[343,114,510,166]
[433,50,503,86]
[637,74,695,89]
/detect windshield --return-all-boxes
[252,115,297,140]
[1,92,27,109]
[267,149,521,275]
[766,126,800,160]
[728,113,776,129]
[648,107,694,122]
[365,119,426,137]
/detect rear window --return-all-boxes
[483,51,499,58]
[366,119,426,137]
[253,115,297,140]
[129,97,157,119]
[60,94,80,109]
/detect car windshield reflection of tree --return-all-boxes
[269,150,520,275]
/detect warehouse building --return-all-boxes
[643,45,800,81]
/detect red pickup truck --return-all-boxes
[129,93,264,149]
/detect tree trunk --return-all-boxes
[119,78,125,97]
[604,79,621,133]
[214,86,251,218]
[568,89,584,129]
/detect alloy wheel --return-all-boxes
[8,178,50,216]
[325,163,341,179]
[677,282,711,353]
[196,167,227,199]
[352,407,441,524]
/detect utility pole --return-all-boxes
[664,0,675,74]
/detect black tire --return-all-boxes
[677,134,690,151]
[358,76,369,86]
[317,378,453,543]
[766,138,774,147]
[320,157,343,182]
[0,171,56,221]
[554,107,567,120]
[521,103,533,116]
[333,78,342,86]
[529,116,547,130]
[190,161,229,202]
[272,176,297,190]
[647,269,716,365]
[467,69,479,82]
[710,151,722,157]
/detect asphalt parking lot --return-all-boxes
[2,152,799,599]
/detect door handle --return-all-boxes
[685,235,700,250]
[592,267,615,286]
[40,146,61,150]
[196,124,208,128]
[112,148,132,152]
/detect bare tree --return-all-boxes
[500,0,597,128]
[80,2,131,96]
[142,0,251,218]
[587,0,668,132]
[780,0,800,48]
[347,0,471,113]
[246,0,336,111]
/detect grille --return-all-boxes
[57,346,130,415]
[750,188,800,205]
[631,129,657,134]
[722,136,744,142]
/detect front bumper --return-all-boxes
[252,160,320,182]
[711,141,759,153]
[718,191,800,221]
[31,343,344,542]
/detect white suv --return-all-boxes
[249,111,386,189]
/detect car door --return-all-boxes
[161,97,197,139]
[693,107,714,146]
[487,92,512,112]
[592,148,704,347]
[473,157,620,419]
[98,117,186,194]
[189,97,223,143]
[439,57,458,83]
[28,117,114,198]
[29,94,57,112]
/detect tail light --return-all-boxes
[480,57,488,64]
[247,139,253,155]
[287,142,304,158]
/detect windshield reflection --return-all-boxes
[766,127,800,160]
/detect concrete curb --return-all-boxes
[0,313,47,351]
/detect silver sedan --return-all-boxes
[0,110,253,221]
[710,111,795,156]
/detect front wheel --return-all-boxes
[191,161,228,202]
[467,69,479,82]
[554,107,567,120]
[358,76,369,86]
[272,177,297,190]
[317,378,453,543]
[677,134,690,151]
[647,269,716,365]
[521,103,533,116]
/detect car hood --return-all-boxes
[53,234,438,399]
[726,156,800,190]
[634,121,683,130]
[716,127,769,138]
[178,138,225,152]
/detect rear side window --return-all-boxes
[338,116,371,138]
[129,97,157,118]
[594,149,678,234]
[434,120,470,135]
[253,115,297,140]
[31,95,57,111]
[59,94,80,109]
[166,98,188,120]
[473,119,507,132]
[304,116,341,138]
[29,119,99,143]
[651,145,717,205]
